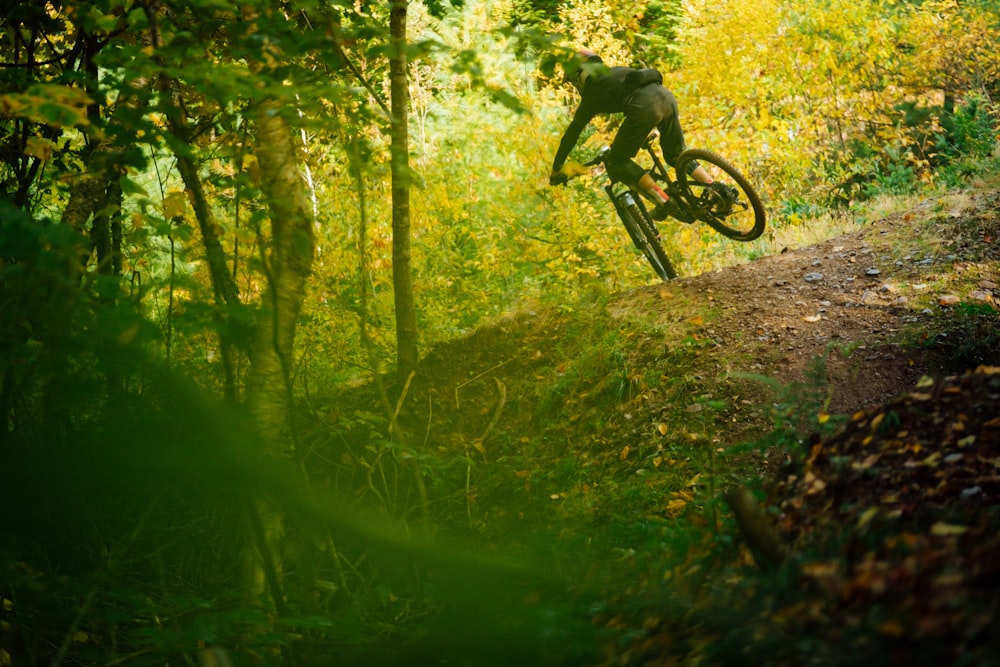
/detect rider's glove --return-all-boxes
[549,171,569,186]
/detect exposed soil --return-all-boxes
[607,189,1000,416]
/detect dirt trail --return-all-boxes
[609,188,999,415]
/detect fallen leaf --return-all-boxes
[870,413,885,431]
[930,522,969,536]
[852,453,881,471]
[877,620,905,637]
[933,573,965,587]
[856,506,879,529]
[665,498,687,516]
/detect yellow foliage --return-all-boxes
[558,0,631,64]
[666,0,999,211]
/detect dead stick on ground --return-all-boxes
[724,486,787,570]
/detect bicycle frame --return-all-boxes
[575,131,765,279]
[585,148,678,281]
[588,133,682,212]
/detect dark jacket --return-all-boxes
[551,67,663,173]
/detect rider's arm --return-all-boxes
[551,109,593,179]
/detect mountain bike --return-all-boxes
[577,133,766,281]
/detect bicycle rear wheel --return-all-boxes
[675,149,766,241]
[614,193,677,281]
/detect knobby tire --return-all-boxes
[675,149,766,241]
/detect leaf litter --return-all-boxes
[596,366,1000,666]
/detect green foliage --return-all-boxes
[671,0,999,219]
[939,93,998,159]
[913,301,1000,371]
[735,354,843,458]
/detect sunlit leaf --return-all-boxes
[930,522,968,536]
[163,191,188,219]
[24,137,56,161]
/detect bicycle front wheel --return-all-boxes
[617,199,677,282]
[675,149,766,241]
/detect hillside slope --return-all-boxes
[319,185,999,666]
[608,187,999,411]
[403,187,998,465]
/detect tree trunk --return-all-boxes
[171,151,242,308]
[240,100,317,613]
[92,179,123,276]
[389,0,419,381]
[145,3,243,397]
[245,100,316,450]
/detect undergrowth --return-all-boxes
[4,173,998,665]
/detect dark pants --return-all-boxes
[606,85,688,187]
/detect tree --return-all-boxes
[245,99,316,449]
[390,0,420,381]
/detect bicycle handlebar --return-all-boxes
[583,147,610,168]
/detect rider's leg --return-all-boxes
[690,165,713,184]
[637,172,668,206]
[657,91,713,185]
[611,87,692,221]
[610,88,673,205]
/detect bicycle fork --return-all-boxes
[610,188,656,246]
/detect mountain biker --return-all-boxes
[548,50,732,221]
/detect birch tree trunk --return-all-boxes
[245,101,316,449]
[241,100,316,611]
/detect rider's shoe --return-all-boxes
[652,198,694,223]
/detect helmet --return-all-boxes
[570,49,604,90]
